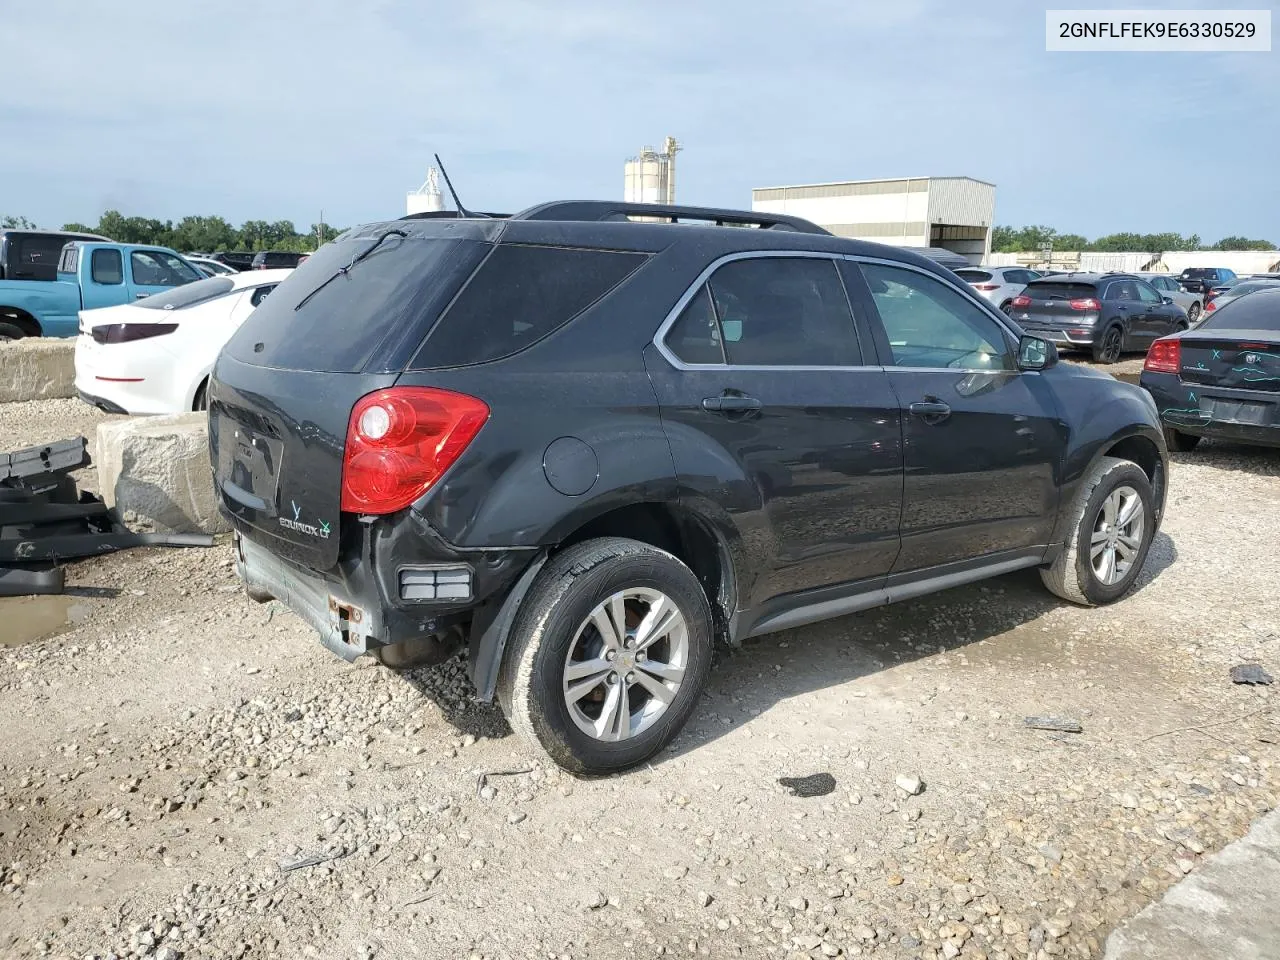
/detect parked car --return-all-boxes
[1199,278,1280,319]
[1135,272,1203,325]
[955,266,1042,314]
[209,252,254,272]
[209,200,1168,774]
[187,256,239,278]
[1141,287,1280,452]
[0,240,201,340]
[1177,266,1236,294]
[0,229,112,340]
[1010,272,1189,363]
[251,251,307,270]
[75,269,291,415]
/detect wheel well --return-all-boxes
[556,503,734,638]
[0,307,42,336]
[1104,435,1163,509]
[192,376,209,411]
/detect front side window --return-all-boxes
[1106,280,1140,302]
[130,250,201,286]
[1136,281,1163,304]
[91,249,123,285]
[859,262,1014,370]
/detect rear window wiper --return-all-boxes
[294,228,408,311]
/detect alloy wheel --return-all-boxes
[1102,329,1122,362]
[562,588,689,742]
[1090,485,1145,585]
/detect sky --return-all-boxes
[1,0,1276,242]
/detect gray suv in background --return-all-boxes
[955,266,1042,314]
[1136,273,1203,325]
[1011,272,1189,363]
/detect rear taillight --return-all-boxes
[1068,298,1101,311]
[340,387,489,514]
[1011,295,1031,309]
[1205,299,1217,312]
[90,323,178,345]
[1145,338,1181,374]
[973,283,1000,291]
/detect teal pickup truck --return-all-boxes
[0,230,203,340]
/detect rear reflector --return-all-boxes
[91,323,178,344]
[1011,295,1031,308]
[340,386,489,514]
[94,376,145,382]
[399,566,472,601]
[1069,298,1101,311]
[1145,337,1181,374]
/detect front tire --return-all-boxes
[497,537,714,775]
[1041,456,1156,607]
[1187,302,1201,325]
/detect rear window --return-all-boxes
[413,244,648,368]
[224,234,489,373]
[1220,281,1280,298]
[955,269,993,283]
[1023,281,1098,300]
[1180,268,1216,279]
[1198,289,1280,331]
[8,234,71,280]
[137,276,234,309]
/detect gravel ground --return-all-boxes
[1,398,1278,960]
[0,398,123,494]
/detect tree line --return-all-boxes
[992,224,1275,254]
[1,213,345,253]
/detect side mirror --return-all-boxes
[1017,335,1057,371]
[1161,295,1174,304]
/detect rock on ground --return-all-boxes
[96,413,227,534]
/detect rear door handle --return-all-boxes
[702,395,762,413]
[908,400,951,420]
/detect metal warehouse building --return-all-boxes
[751,176,996,264]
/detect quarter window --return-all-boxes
[1106,280,1140,302]
[91,249,123,285]
[250,284,276,307]
[859,262,1014,371]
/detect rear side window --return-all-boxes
[1105,280,1141,302]
[91,249,123,285]
[137,276,234,309]
[250,284,276,307]
[10,235,69,280]
[956,269,993,283]
[1198,289,1280,331]
[417,244,647,367]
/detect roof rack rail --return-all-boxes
[399,210,509,221]
[511,201,830,235]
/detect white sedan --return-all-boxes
[75,269,292,415]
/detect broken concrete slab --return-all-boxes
[0,338,76,403]
[95,413,228,535]
[1103,808,1280,960]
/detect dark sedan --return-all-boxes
[1142,287,1280,451]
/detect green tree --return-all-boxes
[171,215,236,252]
[1214,235,1275,251]
[61,221,95,234]
[1,215,37,229]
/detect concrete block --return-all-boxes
[95,413,228,535]
[0,338,76,403]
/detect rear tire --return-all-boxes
[1163,427,1200,453]
[1187,302,1201,324]
[0,321,26,342]
[999,300,1013,315]
[1092,326,1124,364]
[497,537,714,775]
[1040,456,1155,607]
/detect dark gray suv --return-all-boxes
[1010,272,1189,363]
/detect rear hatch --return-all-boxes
[209,222,497,569]
[1178,332,1280,393]
[1015,281,1101,326]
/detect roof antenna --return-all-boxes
[434,153,475,218]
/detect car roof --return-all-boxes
[1026,272,1127,283]
[1,228,110,241]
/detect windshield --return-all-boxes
[1198,289,1280,331]
[136,276,235,309]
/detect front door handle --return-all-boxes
[135,292,150,300]
[909,399,951,421]
[702,395,762,413]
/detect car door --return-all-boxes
[1134,278,1176,339]
[646,253,904,607]
[844,258,1064,573]
[1102,279,1143,348]
[81,248,131,310]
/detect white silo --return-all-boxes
[624,138,680,204]
[406,168,445,216]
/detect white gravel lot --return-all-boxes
[1,396,1277,960]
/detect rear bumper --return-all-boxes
[231,517,537,662]
[1014,321,1099,349]
[1142,371,1280,448]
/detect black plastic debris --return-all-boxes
[1230,664,1274,686]
[1024,716,1083,734]
[1,436,214,596]
[778,772,837,797]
